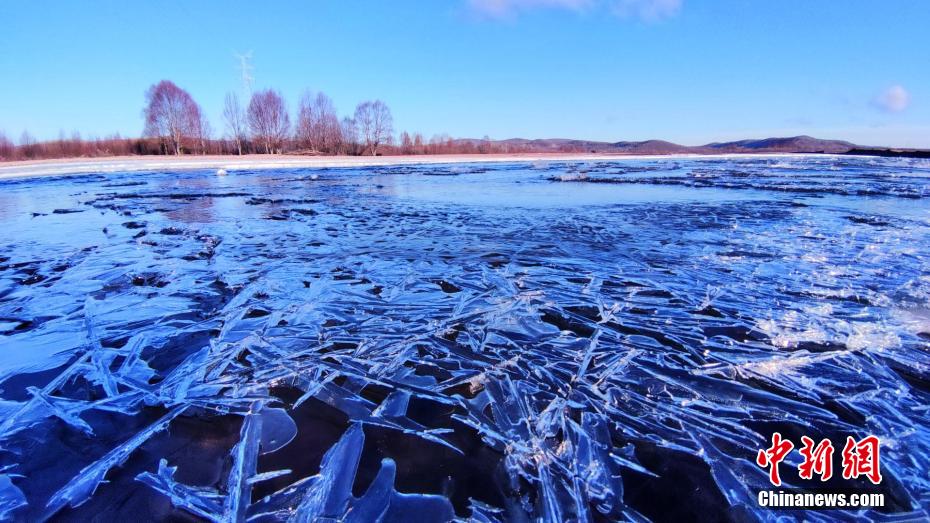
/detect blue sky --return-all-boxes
[1,0,927,147]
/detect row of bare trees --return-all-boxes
[0,78,525,162]
[139,81,397,157]
[0,130,170,161]
[0,129,519,162]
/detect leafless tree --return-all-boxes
[247,89,290,154]
[19,131,38,159]
[340,117,359,155]
[66,131,83,157]
[223,92,247,155]
[399,131,413,154]
[479,135,493,154]
[142,80,202,155]
[197,113,212,155]
[296,91,342,154]
[19,131,35,147]
[0,131,13,160]
[354,100,393,155]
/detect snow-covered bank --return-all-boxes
[0,152,824,180]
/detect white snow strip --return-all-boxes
[0,153,830,180]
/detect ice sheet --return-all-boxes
[0,156,928,521]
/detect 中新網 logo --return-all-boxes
[756,433,882,486]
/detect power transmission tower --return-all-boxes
[233,51,254,95]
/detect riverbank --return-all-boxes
[0,152,824,180]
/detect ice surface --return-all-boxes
[0,156,929,521]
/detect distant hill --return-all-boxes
[703,136,857,154]
[843,147,930,159]
[610,140,696,154]
[456,135,863,155]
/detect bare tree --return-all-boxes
[247,89,290,154]
[0,131,13,160]
[295,96,312,151]
[19,131,37,159]
[296,91,342,154]
[354,100,393,155]
[223,92,247,155]
[399,131,413,154]
[479,135,493,154]
[196,113,212,155]
[142,80,202,155]
[296,91,342,153]
[340,117,359,155]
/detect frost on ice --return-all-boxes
[0,156,928,521]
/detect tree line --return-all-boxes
[0,79,532,161]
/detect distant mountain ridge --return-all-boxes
[456,135,860,155]
[703,136,856,153]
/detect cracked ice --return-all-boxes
[0,155,929,521]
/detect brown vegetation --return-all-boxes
[0,78,872,162]
[0,78,527,162]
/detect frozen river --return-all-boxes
[1,155,929,521]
